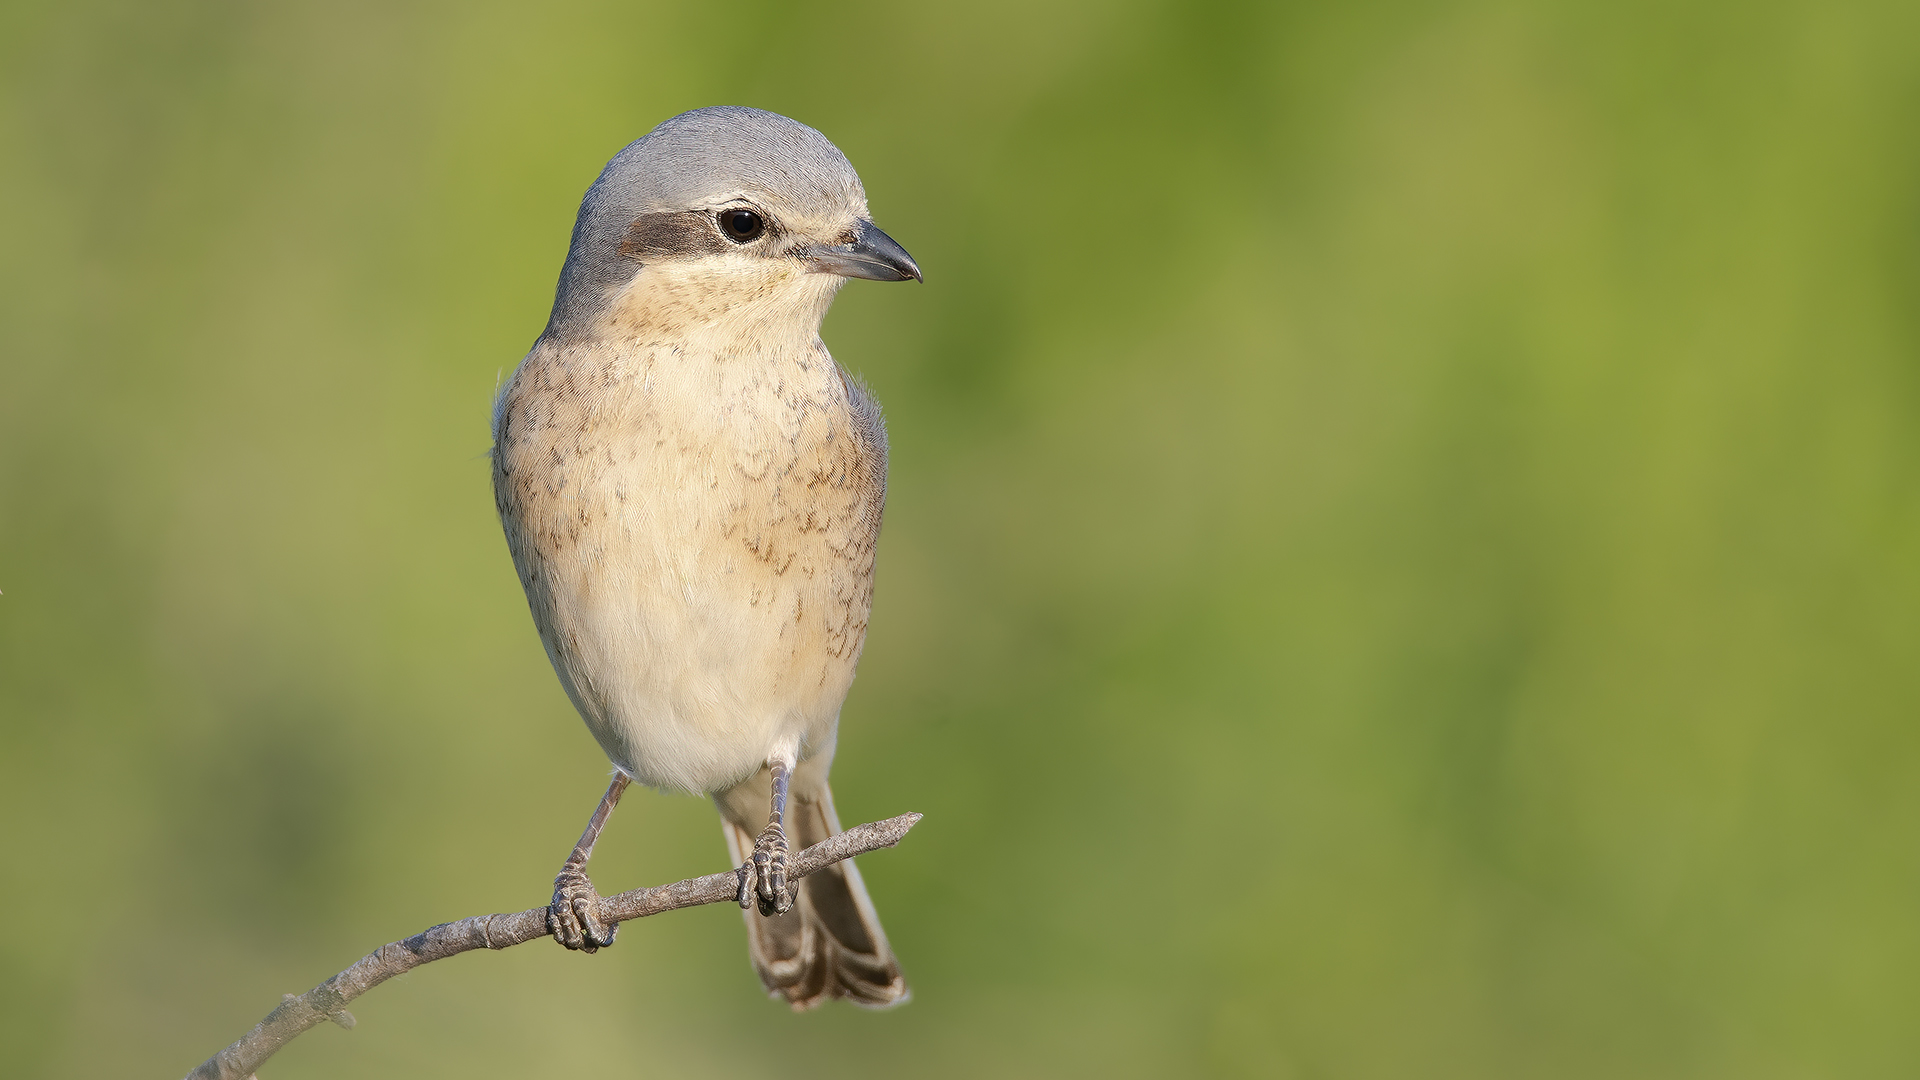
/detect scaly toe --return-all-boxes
[550,867,613,952]
[737,862,756,910]
[755,865,791,917]
[750,831,793,916]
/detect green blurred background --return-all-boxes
[3,0,1918,1076]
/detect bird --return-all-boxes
[489,106,920,1009]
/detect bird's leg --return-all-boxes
[548,772,630,953]
[737,758,794,916]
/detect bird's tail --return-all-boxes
[718,780,908,1010]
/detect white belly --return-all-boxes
[492,333,885,793]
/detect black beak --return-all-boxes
[803,219,922,282]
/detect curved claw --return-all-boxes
[549,865,617,952]
[741,824,793,917]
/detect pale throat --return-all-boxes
[601,256,847,352]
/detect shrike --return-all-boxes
[490,106,919,1009]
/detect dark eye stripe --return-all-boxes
[617,212,731,261]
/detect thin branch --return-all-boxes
[186,812,923,1080]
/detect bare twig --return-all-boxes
[186,812,923,1080]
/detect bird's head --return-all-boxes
[543,106,920,344]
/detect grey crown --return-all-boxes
[545,106,873,337]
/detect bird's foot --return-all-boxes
[548,863,617,952]
[737,823,793,917]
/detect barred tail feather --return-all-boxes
[719,782,908,1010]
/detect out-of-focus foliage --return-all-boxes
[2,1,1917,1076]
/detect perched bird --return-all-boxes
[490,106,921,1009]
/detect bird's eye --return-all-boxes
[718,209,765,243]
